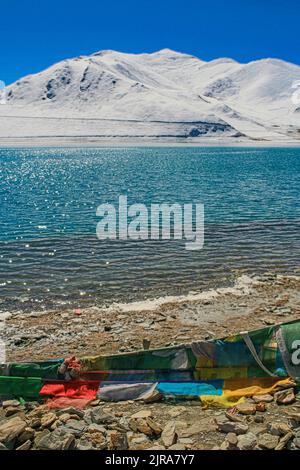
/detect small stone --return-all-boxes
[250,423,268,436]
[130,441,152,450]
[41,412,57,429]
[76,437,94,450]
[252,394,273,403]
[28,418,41,429]
[292,437,300,449]
[57,407,84,418]
[16,440,32,450]
[90,432,107,449]
[128,419,138,432]
[236,402,256,415]
[89,399,100,407]
[37,428,75,450]
[133,418,153,436]
[87,423,107,434]
[174,420,188,431]
[0,416,27,444]
[2,400,20,408]
[90,408,115,425]
[220,440,230,450]
[167,406,186,418]
[58,413,71,423]
[179,418,216,437]
[64,419,86,436]
[257,433,279,450]
[225,411,243,423]
[286,411,300,423]
[142,391,163,404]
[263,318,275,325]
[169,443,185,450]
[130,435,149,446]
[4,406,22,417]
[226,432,238,446]
[274,388,295,405]
[34,429,50,447]
[255,402,266,412]
[161,421,177,447]
[69,414,81,421]
[254,415,264,423]
[237,432,257,450]
[18,427,35,443]
[216,419,249,435]
[51,420,61,431]
[131,410,152,419]
[145,417,162,436]
[61,434,76,450]
[268,422,291,436]
[109,431,128,450]
[178,438,195,445]
[275,432,294,450]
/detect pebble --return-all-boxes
[252,394,273,403]
[236,402,257,415]
[268,422,291,436]
[161,421,177,447]
[2,400,20,408]
[169,443,185,450]
[90,408,115,425]
[41,412,57,429]
[257,433,279,450]
[131,410,152,419]
[275,432,294,450]
[109,431,128,450]
[293,437,300,448]
[16,440,32,451]
[216,418,249,435]
[237,432,257,450]
[274,388,295,405]
[87,423,107,434]
[226,432,238,446]
[64,419,87,436]
[0,416,27,444]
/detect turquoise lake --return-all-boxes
[0,147,299,312]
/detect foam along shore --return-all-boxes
[107,274,259,313]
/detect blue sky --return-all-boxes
[1,0,299,84]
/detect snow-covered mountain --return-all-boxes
[0,49,299,144]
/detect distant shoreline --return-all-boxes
[1,138,300,148]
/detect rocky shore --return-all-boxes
[2,273,300,362]
[1,273,300,451]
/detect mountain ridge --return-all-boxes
[1,49,299,143]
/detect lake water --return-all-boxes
[0,146,299,312]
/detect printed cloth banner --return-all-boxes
[0,319,299,407]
